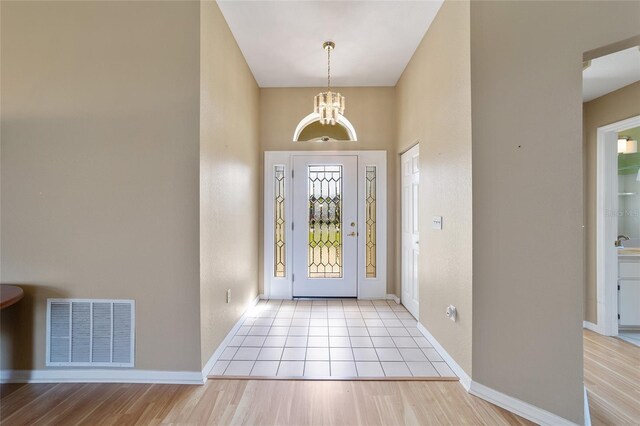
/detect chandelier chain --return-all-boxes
[327,45,331,91]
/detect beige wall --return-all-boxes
[583,81,640,324]
[1,1,202,371]
[396,0,473,375]
[470,1,640,423]
[259,87,397,295]
[199,1,260,368]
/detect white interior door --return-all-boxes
[401,145,419,318]
[292,155,358,297]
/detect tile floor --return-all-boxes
[209,299,458,379]
[618,330,640,347]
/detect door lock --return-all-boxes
[350,222,356,227]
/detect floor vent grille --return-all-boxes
[46,299,135,367]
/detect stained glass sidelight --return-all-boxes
[365,166,377,278]
[308,165,343,278]
[274,166,286,277]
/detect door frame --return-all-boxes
[264,150,387,300]
[400,143,420,319]
[596,115,640,336]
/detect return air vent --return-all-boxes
[46,299,135,367]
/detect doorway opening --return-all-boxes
[596,115,640,339]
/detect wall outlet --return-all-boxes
[226,289,231,304]
[432,216,443,230]
[445,305,457,322]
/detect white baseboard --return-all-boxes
[200,294,262,381]
[416,322,471,390]
[583,320,602,334]
[584,386,591,426]
[0,369,204,385]
[415,322,581,425]
[469,381,579,426]
[386,294,400,304]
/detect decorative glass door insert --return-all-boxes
[308,165,343,278]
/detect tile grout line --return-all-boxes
[249,300,279,376]
[347,303,359,377]
[214,298,452,380]
[360,302,383,377]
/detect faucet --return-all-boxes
[615,235,630,247]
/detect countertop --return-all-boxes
[618,248,640,259]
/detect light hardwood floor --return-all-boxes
[584,330,640,426]
[0,379,530,425]
[1,331,637,425]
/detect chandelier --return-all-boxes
[314,41,345,125]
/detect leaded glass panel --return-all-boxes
[308,165,342,278]
[365,166,377,278]
[274,165,286,277]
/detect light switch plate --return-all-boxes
[432,216,443,230]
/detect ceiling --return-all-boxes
[583,46,640,102]
[217,1,443,88]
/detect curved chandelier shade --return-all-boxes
[314,41,345,125]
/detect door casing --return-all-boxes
[264,151,387,300]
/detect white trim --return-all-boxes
[0,369,203,385]
[386,294,400,304]
[584,386,592,426]
[582,320,602,333]
[417,321,582,425]
[469,382,580,426]
[292,112,358,142]
[596,115,640,337]
[416,322,471,390]
[264,151,387,300]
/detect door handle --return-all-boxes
[347,232,358,237]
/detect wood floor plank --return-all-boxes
[0,379,533,425]
[1,331,636,425]
[583,330,640,426]
[1,383,87,425]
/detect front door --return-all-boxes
[292,155,358,297]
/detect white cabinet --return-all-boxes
[619,280,640,326]
[619,262,640,278]
[619,259,640,327]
